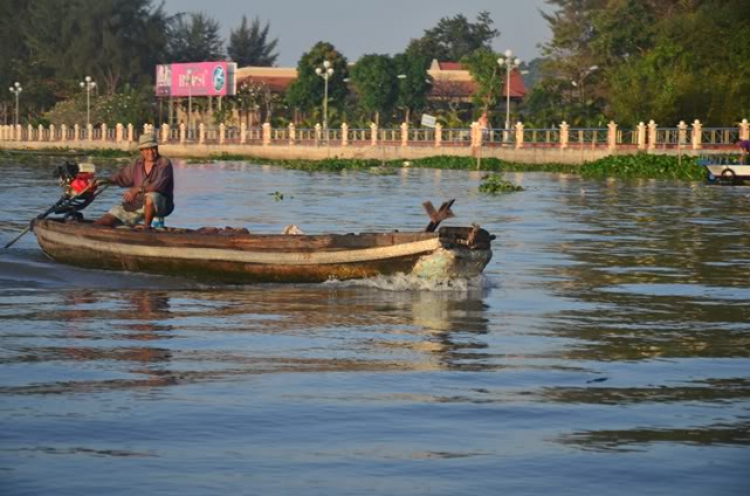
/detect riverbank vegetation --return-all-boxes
[0,146,706,181]
[203,153,704,181]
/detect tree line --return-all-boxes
[530,0,750,127]
[1,0,747,130]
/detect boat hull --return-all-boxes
[33,220,493,284]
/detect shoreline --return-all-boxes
[0,140,721,166]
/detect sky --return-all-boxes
[161,0,552,66]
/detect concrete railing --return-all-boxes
[1,118,748,151]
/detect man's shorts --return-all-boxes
[108,192,171,226]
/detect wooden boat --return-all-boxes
[700,157,750,185]
[32,219,495,284]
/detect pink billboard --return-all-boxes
[156,62,236,97]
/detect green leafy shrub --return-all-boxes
[578,154,704,180]
[479,174,524,194]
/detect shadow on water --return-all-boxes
[0,279,495,396]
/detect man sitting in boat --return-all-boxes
[94,133,174,229]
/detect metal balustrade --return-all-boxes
[617,129,637,147]
[347,128,372,143]
[1,123,747,152]
[701,128,738,147]
[522,128,560,146]
[440,128,472,146]
[379,129,401,144]
[567,128,608,147]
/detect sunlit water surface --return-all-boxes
[1,157,749,495]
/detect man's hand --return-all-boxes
[123,187,141,203]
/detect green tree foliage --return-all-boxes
[393,52,432,124]
[349,54,397,126]
[227,16,279,67]
[536,0,750,126]
[23,0,171,94]
[462,48,504,121]
[286,42,349,121]
[406,11,499,62]
[1,0,171,124]
[168,12,224,63]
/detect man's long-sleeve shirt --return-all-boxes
[110,156,174,211]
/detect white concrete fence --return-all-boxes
[1,119,748,151]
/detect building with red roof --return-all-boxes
[428,59,526,101]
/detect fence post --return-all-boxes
[515,122,524,149]
[98,123,106,142]
[607,121,618,150]
[692,120,702,150]
[343,123,353,146]
[677,121,688,148]
[560,121,569,149]
[72,124,80,143]
[470,122,479,148]
[289,123,296,146]
[179,123,186,144]
[262,122,271,146]
[435,123,442,148]
[401,122,409,147]
[219,123,225,145]
[115,123,122,143]
[647,120,657,150]
[49,124,55,142]
[199,123,206,145]
[370,123,378,146]
[86,124,93,141]
[128,124,135,143]
[60,124,67,143]
[637,122,646,150]
[315,124,321,146]
[740,118,749,140]
[161,124,170,143]
[240,122,247,144]
[37,124,43,141]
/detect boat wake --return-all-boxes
[324,273,498,292]
[0,249,197,291]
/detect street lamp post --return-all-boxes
[572,65,598,124]
[315,61,334,138]
[497,50,521,135]
[79,76,96,135]
[9,82,22,127]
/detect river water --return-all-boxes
[1,157,749,495]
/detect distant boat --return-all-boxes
[700,157,750,185]
[32,220,494,284]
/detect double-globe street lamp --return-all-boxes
[497,50,522,133]
[9,82,22,127]
[571,65,599,123]
[79,76,97,135]
[315,61,334,137]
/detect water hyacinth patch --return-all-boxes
[479,174,524,194]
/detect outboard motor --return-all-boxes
[4,161,108,249]
[54,161,98,199]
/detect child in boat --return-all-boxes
[94,133,174,228]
